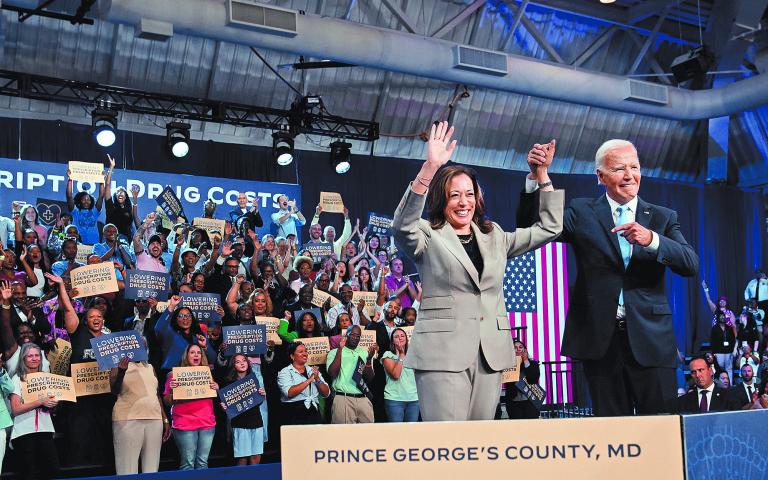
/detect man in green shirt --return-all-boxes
[326,325,378,423]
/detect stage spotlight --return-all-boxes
[92,109,118,147]
[330,140,352,174]
[272,131,294,166]
[166,122,191,158]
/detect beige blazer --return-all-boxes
[392,185,564,372]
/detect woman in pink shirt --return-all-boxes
[163,344,219,470]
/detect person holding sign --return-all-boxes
[503,340,541,420]
[104,155,140,239]
[381,328,419,422]
[9,343,60,480]
[110,356,171,474]
[277,342,330,425]
[66,165,105,245]
[163,344,219,470]
[310,204,353,259]
[222,353,266,466]
[391,121,563,422]
[49,272,117,467]
[325,325,378,424]
[155,295,216,372]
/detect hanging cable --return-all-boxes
[696,0,703,46]
[249,47,303,97]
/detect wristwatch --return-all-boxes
[537,181,553,189]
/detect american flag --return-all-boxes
[503,242,571,404]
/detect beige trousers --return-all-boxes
[331,395,374,424]
[113,419,163,474]
[415,347,502,421]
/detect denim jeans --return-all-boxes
[384,399,420,422]
[173,428,215,470]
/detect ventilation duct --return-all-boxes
[3,0,768,121]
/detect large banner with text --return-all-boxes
[281,415,684,480]
[0,157,300,239]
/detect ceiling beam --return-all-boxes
[625,30,673,85]
[626,0,675,24]
[570,25,617,67]
[497,0,529,50]
[513,0,701,44]
[379,0,417,34]
[627,6,670,75]
[507,1,565,63]
[431,0,486,38]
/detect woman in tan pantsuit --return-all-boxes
[392,122,563,421]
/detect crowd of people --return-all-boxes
[0,155,763,478]
[685,271,768,412]
[0,159,449,478]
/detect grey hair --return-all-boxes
[323,226,336,237]
[595,139,636,171]
[260,234,275,244]
[17,343,42,381]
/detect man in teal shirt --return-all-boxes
[326,325,378,423]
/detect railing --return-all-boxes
[508,327,593,418]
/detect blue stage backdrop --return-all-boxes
[682,410,768,480]
[0,157,300,240]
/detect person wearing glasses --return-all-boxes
[155,295,216,374]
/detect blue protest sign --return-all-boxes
[218,372,264,419]
[351,356,373,401]
[367,212,393,237]
[222,325,267,357]
[89,331,148,370]
[180,293,222,322]
[303,242,333,260]
[156,185,185,221]
[124,270,171,301]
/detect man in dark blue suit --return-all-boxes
[519,139,699,416]
[678,357,741,413]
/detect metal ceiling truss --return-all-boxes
[0,0,95,24]
[0,69,379,141]
[515,0,704,45]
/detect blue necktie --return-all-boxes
[616,206,631,306]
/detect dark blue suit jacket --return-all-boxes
[520,193,699,368]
